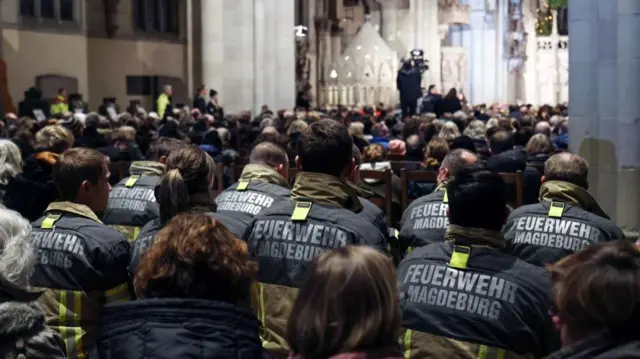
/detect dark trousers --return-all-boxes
[401,100,417,119]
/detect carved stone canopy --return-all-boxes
[438,0,471,25]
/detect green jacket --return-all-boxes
[156,93,170,118]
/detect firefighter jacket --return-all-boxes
[397,224,559,359]
[243,172,388,357]
[215,164,291,228]
[399,186,449,253]
[128,200,246,277]
[503,181,625,266]
[102,161,165,241]
[30,202,131,359]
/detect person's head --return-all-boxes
[388,139,406,156]
[444,88,458,100]
[110,126,136,148]
[447,165,507,231]
[348,121,365,138]
[549,241,640,346]
[249,142,289,179]
[58,116,84,138]
[405,134,424,159]
[262,126,278,136]
[53,148,111,213]
[488,130,514,155]
[287,246,400,359]
[514,126,534,147]
[163,84,173,96]
[463,120,486,140]
[362,143,386,163]
[35,125,74,153]
[371,122,388,139]
[0,140,22,185]
[0,208,35,290]
[437,121,461,141]
[425,138,449,166]
[526,134,554,155]
[134,213,257,303]
[58,88,67,98]
[209,89,219,102]
[558,119,569,135]
[437,148,477,185]
[535,121,552,136]
[216,127,230,147]
[296,119,354,179]
[197,85,207,96]
[156,147,216,224]
[287,119,309,136]
[428,84,437,95]
[146,137,186,164]
[543,153,589,189]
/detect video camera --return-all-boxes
[409,49,429,74]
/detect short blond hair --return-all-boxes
[111,126,137,142]
[35,125,74,153]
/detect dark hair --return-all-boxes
[447,165,506,231]
[58,88,66,95]
[544,153,589,189]
[550,241,640,338]
[287,246,401,359]
[54,148,107,201]
[146,138,185,162]
[488,130,514,154]
[514,126,534,147]
[135,213,257,302]
[297,119,353,177]
[156,147,216,224]
[444,88,458,100]
[249,142,288,168]
[209,89,218,98]
[449,135,476,153]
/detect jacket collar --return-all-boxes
[45,202,103,223]
[240,164,290,189]
[129,161,165,176]
[444,224,506,249]
[291,172,363,213]
[346,181,374,198]
[539,180,610,219]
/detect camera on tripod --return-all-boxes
[409,49,429,73]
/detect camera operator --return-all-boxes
[397,57,423,119]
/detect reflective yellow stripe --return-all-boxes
[443,189,449,203]
[133,227,140,242]
[259,283,265,324]
[548,201,565,218]
[125,175,140,188]
[291,201,312,221]
[105,283,131,304]
[403,329,412,359]
[449,245,471,269]
[73,291,83,357]
[477,345,506,359]
[237,179,250,191]
[58,291,67,347]
[42,214,61,229]
[407,246,414,254]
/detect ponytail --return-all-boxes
[156,169,190,225]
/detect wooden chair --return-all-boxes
[212,164,225,195]
[230,163,246,183]
[400,169,438,212]
[528,162,545,176]
[498,171,524,208]
[390,161,422,174]
[387,154,407,161]
[359,169,393,226]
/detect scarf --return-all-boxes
[539,180,610,219]
[444,224,506,249]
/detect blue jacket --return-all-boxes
[95,298,269,359]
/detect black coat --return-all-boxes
[193,95,207,114]
[546,333,640,359]
[95,298,269,359]
[3,154,58,222]
[396,66,422,103]
[436,97,462,117]
[486,149,541,206]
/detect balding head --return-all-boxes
[262,126,278,136]
[544,152,589,189]
[535,121,551,136]
[249,142,289,178]
[438,149,478,185]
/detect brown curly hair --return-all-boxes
[134,213,257,303]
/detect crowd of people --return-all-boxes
[0,84,637,359]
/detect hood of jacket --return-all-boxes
[546,332,640,359]
[359,161,391,185]
[240,164,290,189]
[129,161,165,176]
[485,149,527,173]
[539,180,610,219]
[291,172,363,213]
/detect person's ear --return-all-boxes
[437,167,449,184]
[159,155,168,164]
[276,163,286,177]
[81,180,90,193]
[541,175,546,184]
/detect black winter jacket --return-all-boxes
[95,298,269,359]
[546,333,640,359]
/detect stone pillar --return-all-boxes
[422,0,441,89]
[568,0,640,236]
[379,0,399,43]
[201,0,295,114]
[331,27,343,64]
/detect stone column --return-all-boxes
[568,0,640,236]
[422,0,441,89]
[201,0,295,114]
[379,0,399,43]
[331,26,343,64]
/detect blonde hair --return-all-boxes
[111,126,137,142]
[0,140,22,185]
[349,122,365,138]
[287,120,309,136]
[287,246,400,359]
[35,125,74,153]
[438,121,461,141]
[526,134,554,154]
[362,144,386,163]
[463,120,486,140]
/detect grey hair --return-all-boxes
[0,209,35,289]
[0,140,22,186]
[438,121,461,141]
[463,120,486,140]
[163,84,172,92]
[216,127,230,146]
